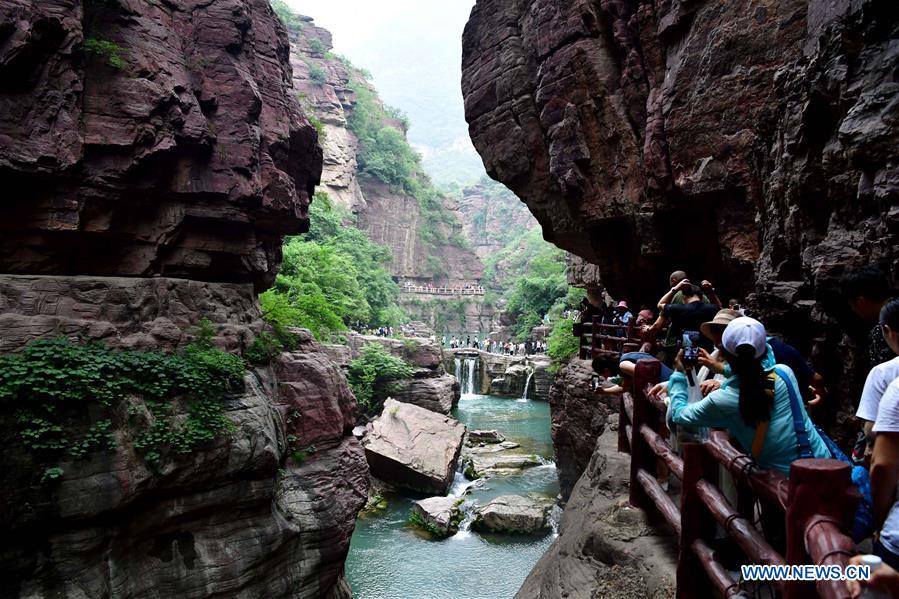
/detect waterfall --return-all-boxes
[547,504,562,537]
[520,371,535,401]
[454,357,461,382]
[463,357,478,396]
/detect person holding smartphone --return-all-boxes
[643,283,720,358]
[667,316,830,476]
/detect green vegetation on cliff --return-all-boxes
[271,0,305,31]
[547,318,580,371]
[341,58,461,254]
[261,193,405,340]
[483,228,585,341]
[0,325,244,479]
[347,344,414,415]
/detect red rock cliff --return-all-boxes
[0,0,322,292]
[0,3,370,598]
[463,0,899,431]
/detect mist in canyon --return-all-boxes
[283,0,482,184]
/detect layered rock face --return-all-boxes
[463,0,899,433]
[286,17,485,287]
[1,305,369,599]
[0,0,322,292]
[0,275,261,353]
[453,182,540,261]
[549,359,610,501]
[0,2,370,597]
[401,295,499,341]
[287,17,365,212]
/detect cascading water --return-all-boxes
[454,357,461,382]
[462,357,478,396]
[346,391,559,598]
[520,371,535,401]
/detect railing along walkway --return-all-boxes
[573,315,642,359]
[618,360,858,599]
[401,285,485,296]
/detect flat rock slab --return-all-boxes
[466,454,542,478]
[363,399,466,494]
[473,495,550,535]
[411,496,463,537]
[466,441,520,455]
[468,429,505,444]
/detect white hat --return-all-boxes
[721,317,767,359]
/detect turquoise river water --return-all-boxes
[345,393,559,599]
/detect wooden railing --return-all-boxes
[400,285,485,296]
[573,315,642,359]
[620,359,858,599]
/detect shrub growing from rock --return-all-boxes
[347,344,414,415]
[0,326,245,480]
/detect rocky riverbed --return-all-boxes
[346,393,559,598]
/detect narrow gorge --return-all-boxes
[1,0,897,598]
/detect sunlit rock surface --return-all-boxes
[473,495,551,535]
[363,398,466,494]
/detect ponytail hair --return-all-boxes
[882,298,899,331]
[727,345,772,427]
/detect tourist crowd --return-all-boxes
[444,334,546,356]
[586,267,899,595]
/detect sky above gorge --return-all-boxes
[283,0,484,185]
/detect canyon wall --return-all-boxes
[0,0,322,292]
[286,16,484,286]
[463,0,899,433]
[453,182,540,261]
[0,1,367,596]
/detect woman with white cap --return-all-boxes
[667,316,830,476]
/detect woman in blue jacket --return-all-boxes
[668,316,830,476]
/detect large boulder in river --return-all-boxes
[411,496,464,538]
[473,495,550,535]
[363,399,466,494]
[468,429,505,445]
[391,371,460,414]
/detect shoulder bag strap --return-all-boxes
[751,419,770,460]
[774,365,813,459]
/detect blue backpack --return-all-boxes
[775,366,874,541]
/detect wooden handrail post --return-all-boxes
[591,315,600,360]
[618,394,630,453]
[573,321,585,359]
[678,441,718,599]
[783,459,857,599]
[629,360,662,509]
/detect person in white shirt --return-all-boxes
[857,356,899,464]
[866,299,899,568]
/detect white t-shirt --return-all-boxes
[857,357,899,422]
[872,378,899,555]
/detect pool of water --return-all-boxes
[345,394,559,599]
